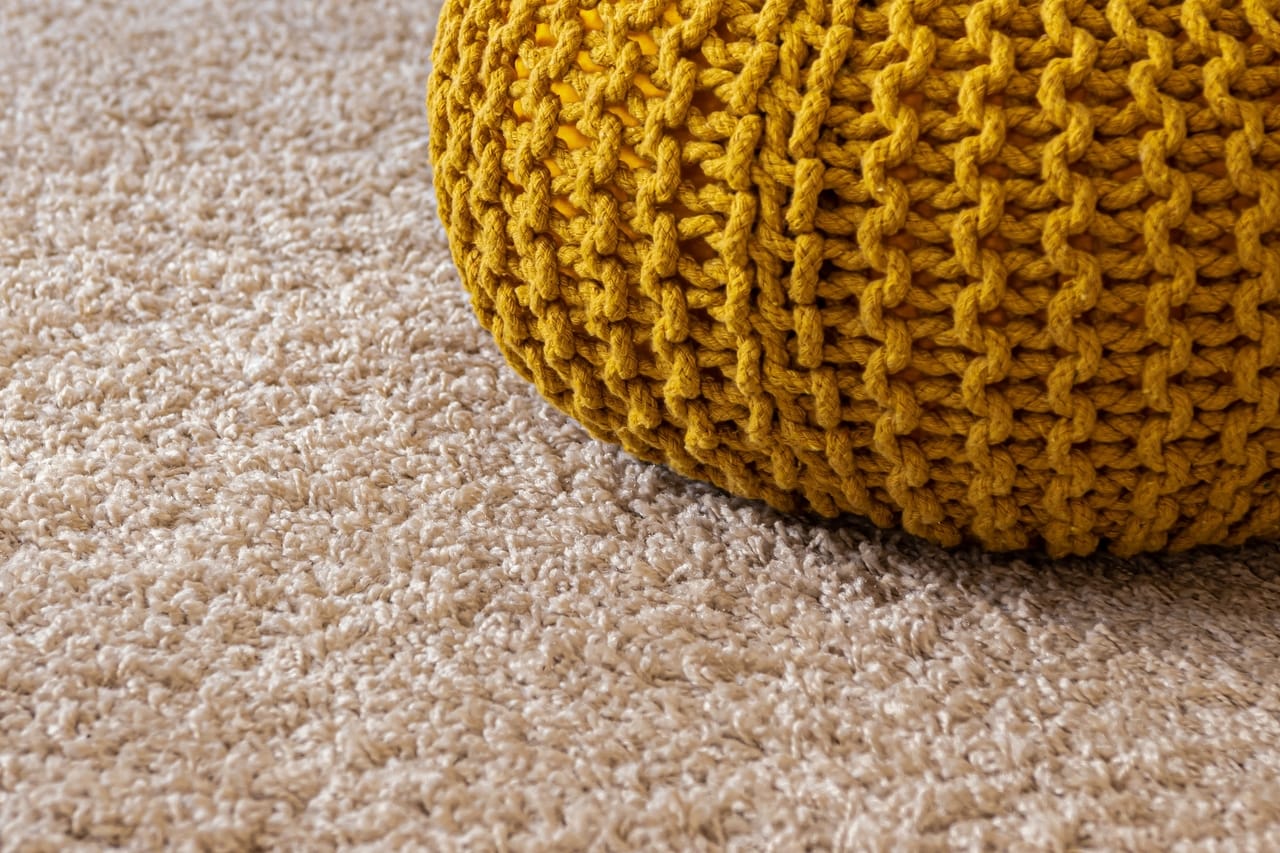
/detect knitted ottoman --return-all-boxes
[428,0,1280,556]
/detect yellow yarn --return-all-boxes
[429,0,1280,556]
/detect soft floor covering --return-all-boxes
[2,1,1280,849]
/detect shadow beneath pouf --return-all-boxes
[791,501,1280,677]
[654,460,1280,637]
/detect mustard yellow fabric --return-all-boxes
[428,0,1280,556]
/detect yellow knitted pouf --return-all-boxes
[428,0,1280,556]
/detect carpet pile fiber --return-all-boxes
[2,1,1280,849]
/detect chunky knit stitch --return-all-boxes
[428,0,1280,556]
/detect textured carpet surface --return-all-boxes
[3,1,1280,850]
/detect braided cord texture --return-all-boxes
[429,0,1280,556]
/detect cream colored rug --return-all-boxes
[3,1,1280,849]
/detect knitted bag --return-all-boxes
[428,0,1280,556]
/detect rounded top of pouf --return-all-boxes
[429,0,1280,556]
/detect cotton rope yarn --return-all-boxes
[428,0,1280,556]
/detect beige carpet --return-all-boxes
[3,1,1280,849]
